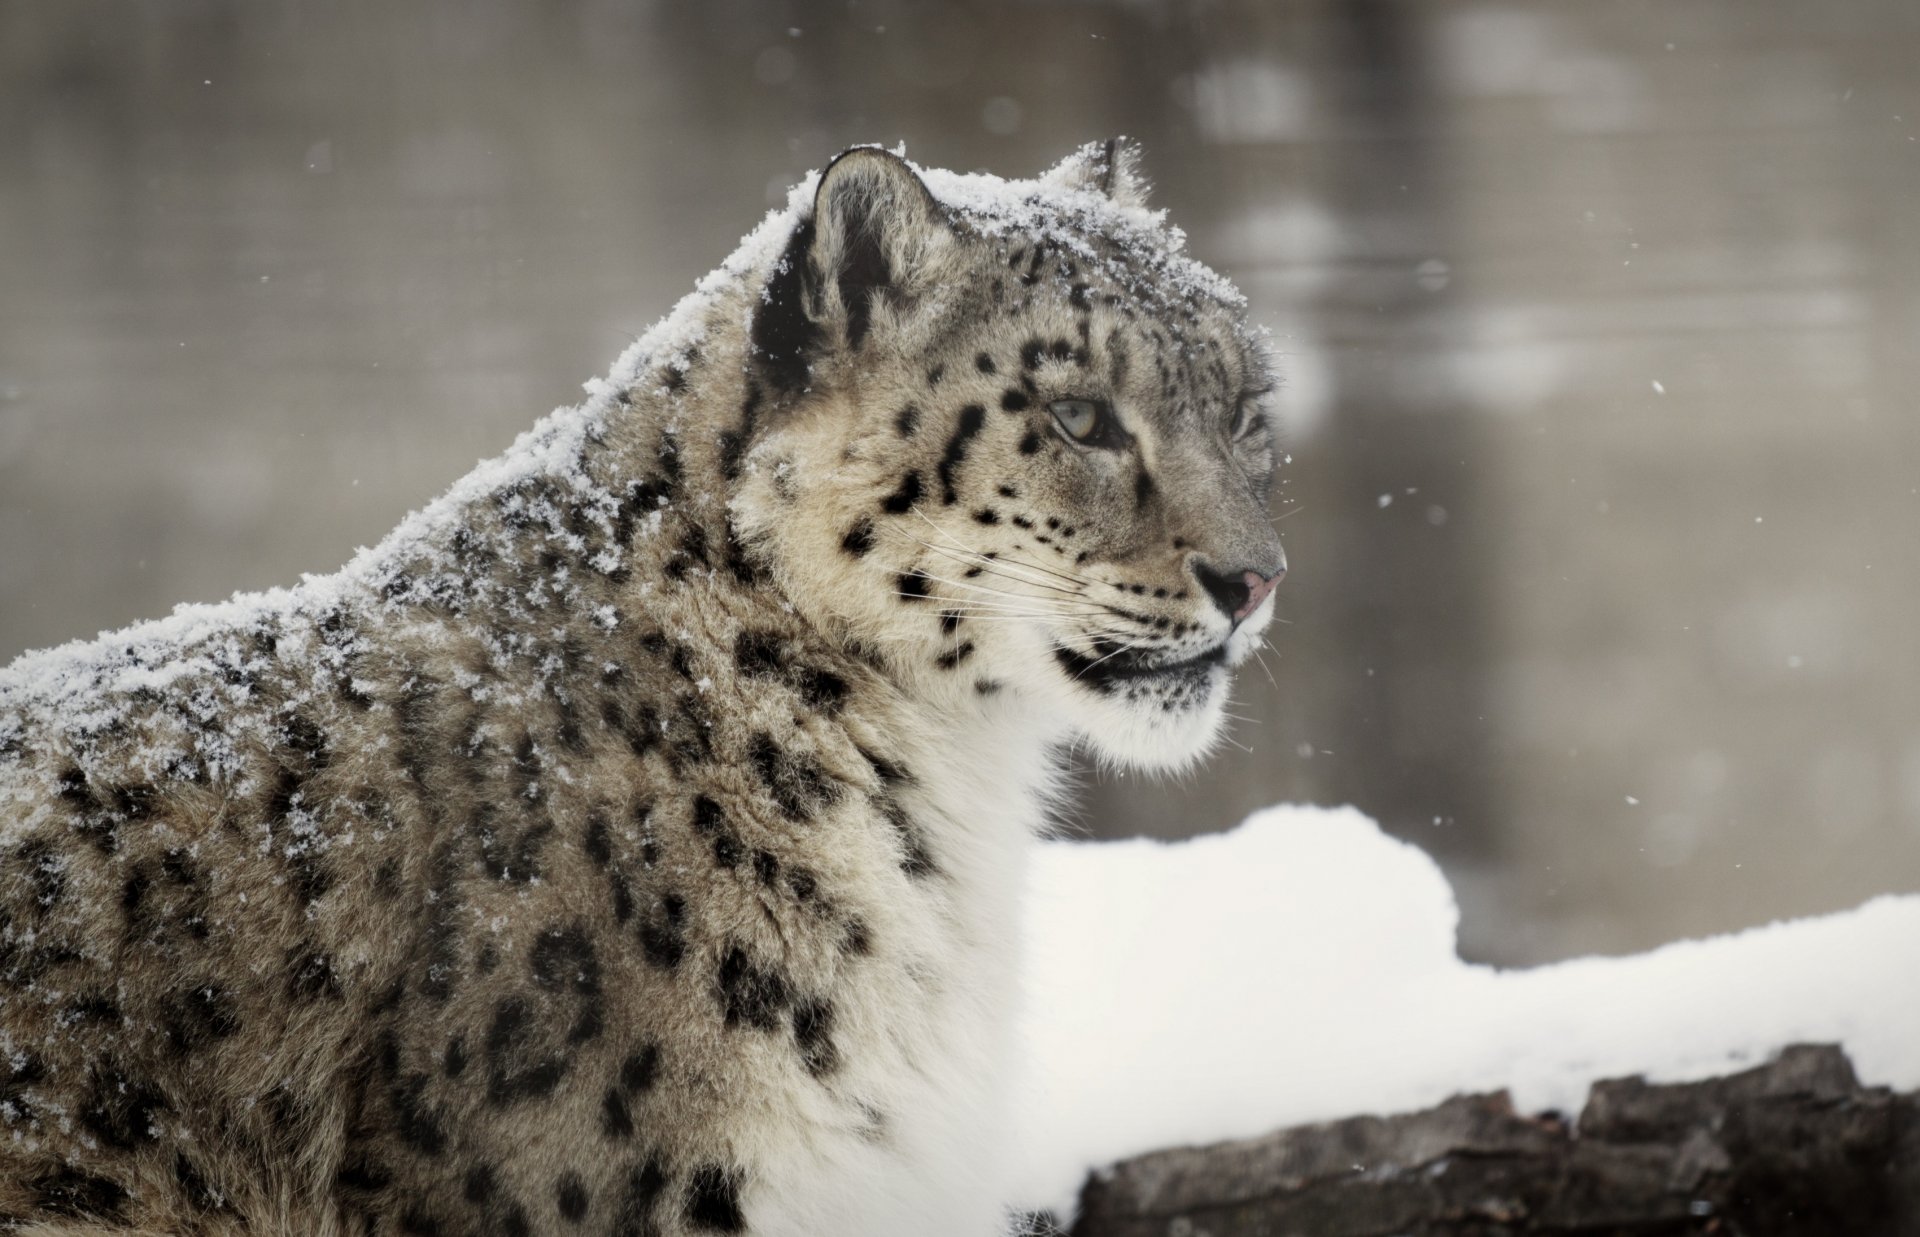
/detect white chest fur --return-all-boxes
[747,700,1059,1237]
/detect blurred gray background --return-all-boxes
[3,0,1916,965]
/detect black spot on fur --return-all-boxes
[665,524,710,581]
[419,844,465,1002]
[794,665,848,713]
[842,916,873,956]
[337,1158,392,1193]
[897,570,931,600]
[287,843,334,905]
[29,1166,128,1221]
[282,713,329,765]
[288,948,341,1000]
[1135,467,1156,509]
[881,471,922,514]
[658,433,683,490]
[937,404,987,504]
[1001,388,1030,412]
[622,1044,662,1094]
[685,1165,747,1232]
[609,871,636,924]
[557,1172,591,1222]
[531,924,605,1045]
[717,385,761,483]
[56,765,95,807]
[603,1086,635,1139]
[973,508,999,526]
[399,1207,444,1235]
[17,839,65,917]
[173,1152,230,1214]
[614,1157,672,1237]
[880,798,938,877]
[748,733,839,820]
[1020,246,1046,286]
[640,893,687,971]
[733,631,783,679]
[478,813,553,885]
[80,1065,168,1150]
[975,352,996,374]
[162,985,242,1056]
[792,998,839,1078]
[751,219,819,394]
[484,998,569,1106]
[1019,430,1043,455]
[584,813,614,866]
[465,1164,497,1203]
[935,641,976,670]
[64,992,121,1025]
[445,1035,469,1079]
[111,781,158,822]
[841,516,875,557]
[856,745,910,785]
[381,1046,450,1156]
[723,518,765,585]
[894,403,920,437]
[717,945,791,1031]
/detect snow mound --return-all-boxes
[1011,804,1920,1216]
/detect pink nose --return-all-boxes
[1235,568,1284,622]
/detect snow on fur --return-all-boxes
[0,141,1205,730]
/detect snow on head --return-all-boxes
[0,145,1217,731]
[1011,804,1920,1218]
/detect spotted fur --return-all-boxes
[0,142,1281,1236]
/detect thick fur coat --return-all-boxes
[0,142,1283,1236]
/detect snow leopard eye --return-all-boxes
[1048,399,1128,450]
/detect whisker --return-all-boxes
[910,574,1108,618]
[1075,635,1158,673]
[893,595,1091,622]
[1251,645,1278,690]
[903,533,1090,601]
[978,544,1101,591]
[905,512,1097,594]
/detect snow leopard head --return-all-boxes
[737,142,1284,772]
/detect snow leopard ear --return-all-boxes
[1040,138,1150,210]
[753,146,950,394]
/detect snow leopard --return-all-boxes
[0,141,1284,1236]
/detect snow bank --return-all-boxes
[1010,804,1920,1216]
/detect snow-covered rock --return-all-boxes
[1011,804,1920,1216]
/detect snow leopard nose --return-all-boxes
[1193,557,1286,624]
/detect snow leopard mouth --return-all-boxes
[1051,640,1229,694]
